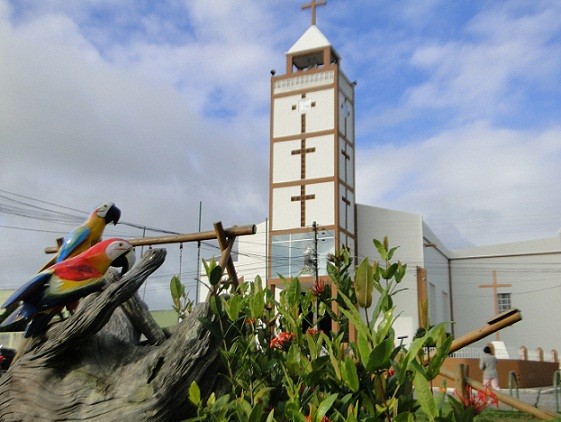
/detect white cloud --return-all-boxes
[0,0,270,308]
[1,0,560,309]
[356,121,561,247]
[406,2,561,119]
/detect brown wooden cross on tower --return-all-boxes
[291,186,315,228]
[301,0,327,26]
[291,140,316,227]
[289,94,318,227]
[479,270,512,340]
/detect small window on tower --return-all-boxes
[497,293,511,313]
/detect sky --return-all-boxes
[1,0,560,310]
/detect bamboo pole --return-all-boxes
[428,309,556,419]
[214,221,238,290]
[424,309,522,365]
[44,224,256,254]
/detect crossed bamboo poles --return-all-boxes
[428,309,557,420]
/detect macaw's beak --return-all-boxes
[105,204,121,225]
[112,248,136,275]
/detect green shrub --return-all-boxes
[182,238,472,421]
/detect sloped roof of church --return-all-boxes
[286,24,338,56]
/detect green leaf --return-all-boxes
[322,334,342,381]
[253,275,263,292]
[357,331,372,368]
[394,412,415,422]
[395,262,407,283]
[170,275,183,300]
[403,337,426,368]
[248,402,264,422]
[366,338,394,371]
[224,294,242,321]
[208,264,223,286]
[341,357,360,392]
[265,408,275,422]
[382,262,399,280]
[286,278,302,306]
[374,309,395,343]
[386,245,399,261]
[210,393,231,410]
[373,238,388,261]
[414,371,438,421]
[425,325,453,379]
[188,381,201,406]
[316,393,338,422]
[249,290,266,319]
[305,330,318,358]
[208,295,223,317]
[354,258,374,308]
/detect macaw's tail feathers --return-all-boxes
[0,304,25,328]
[24,312,54,338]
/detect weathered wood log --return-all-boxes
[0,249,228,421]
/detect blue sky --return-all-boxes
[1,0,560,309]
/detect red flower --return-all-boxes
[306,416,331,422]
[306,328,321,336]
[454,385,499,415]
[311,279,327,296]
[269,331,295,350]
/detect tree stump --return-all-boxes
[0,249,226,421]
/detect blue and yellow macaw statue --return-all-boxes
[39,202,121,271]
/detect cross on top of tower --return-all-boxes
[301,0,327,26]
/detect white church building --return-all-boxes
[201,14,561,357]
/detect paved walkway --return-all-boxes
[498,388,560,415]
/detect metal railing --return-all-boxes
[448,346,558,362]
[554,370,561,413]
[508,370,520,409]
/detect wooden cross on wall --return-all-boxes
[290,94,317,227]
[341,195,351,231]
[301,0,327,26]
[479,270,512,340]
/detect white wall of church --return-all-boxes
[338,92,354,140]
[272,140,306,182]
[421,223,452,329]
[339,184,354,232]
[272,89,335,139]
[450,235,561,354]
[271,186,305,230]
[305,89,335,133]
[338,138,354,186]
[305,182,335,226]
[306,135,335,179]
[272,135,335,183]
[272,94,302,138]
[356,204,425,342]
[271,183,335,230]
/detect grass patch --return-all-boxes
[414,398,553,421]
[475,409,545,421]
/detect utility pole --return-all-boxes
[195,201,202,303]
[303,221,319,280]
[312,221,319,284]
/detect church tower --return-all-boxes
[268,1,356,287]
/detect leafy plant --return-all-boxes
[183,238,465,421]
[170,275,194,322]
